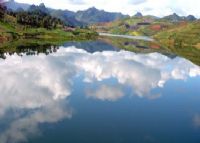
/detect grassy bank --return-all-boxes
[91,16,175,36]
[153,21,200,65]
[0,10,98,43]
[0,21,98,42]
[154,21,200,48]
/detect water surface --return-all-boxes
[0,40,200,143]
[99,33,154,41]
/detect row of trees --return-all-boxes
[0,4,6,19]
[16,11,64,29]
[0,4,64,29]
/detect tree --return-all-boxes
[16,10,63,29]
[0,4,6,20]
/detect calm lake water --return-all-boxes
[99,33,154,41]
[0,40,200,143]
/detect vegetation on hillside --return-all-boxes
[154,21,200,48]
[4,0,129,26]
[153,21,200,65]
[93,15,198,37]
[15,11,63,29]
[1,1,200,65]
[0,4,5,19]
[92,14,200,65]
[0,5,98,43]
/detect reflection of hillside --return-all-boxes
[98,36,200,65]
[0,40,121,59]
[0,44,59,59]
[0,46,199,143]
[164,45,200,66]
[0,40,62,59]
[63,40,120,53]
[98,36,176,57]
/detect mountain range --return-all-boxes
[3,0,197,27]
[163,13,196,22]
[4,0,128,26]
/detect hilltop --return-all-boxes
[75,7,128,24]
[4,0,128,26]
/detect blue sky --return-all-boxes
[14,0,200,17]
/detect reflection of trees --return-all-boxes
[0,51,6,59]
[0,44,59,59]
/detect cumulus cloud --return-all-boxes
[86,85,124,101]
[68,48,200,97]
[0,53,75,143]
[0,46,199,104]
[0,46,200,143]
[0,102,72,143]
[0,54,75,116]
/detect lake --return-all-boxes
[0,39,200,143]
[99,33,154,41]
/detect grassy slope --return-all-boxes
[154,21,200,48]
[93,17,200,65]
[91,16,175,36]
[154,21,200,65]
[93,16,200,48]
[0,13,98,43]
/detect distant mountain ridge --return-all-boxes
[3,0,198,27]
[4,0,129,26]
[4,0,29,11]
[163,13,197,22]
[134,12,143,17]
[75,7,129,24]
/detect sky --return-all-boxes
[12,0,200,17]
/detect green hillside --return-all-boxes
[92,15,200,65]
[0,6,98,44]
[91,16,176,36]
[154,21,200,65]
[154,21,200,48]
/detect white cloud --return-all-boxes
[0,46,200,143]
[193,114,200,128]
[14,0,200,17]
[129,0,147,5]
[86,85,124,101]
[0,46,199,104]
[0,53,74,117]
[69,0,85,4]
[69,48,200,97]
[0,102,72,143]
[0,52,75,143]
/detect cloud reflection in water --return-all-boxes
[0,46,199,142]
[193,114,200,128]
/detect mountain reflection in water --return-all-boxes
[0,44,200,143]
